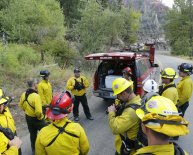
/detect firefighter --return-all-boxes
[0,89,22,155]
[0,133,22,155]
[38,70,53,114]
[122,67,134,90]
[19,79,46,153]
[177,63,193,117]
[134,96,189,155]
[159,68,179,105]
[35,91,90,155]
[66,68,93,121]
[108,78,141,155]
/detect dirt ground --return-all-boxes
[10,105,29,137]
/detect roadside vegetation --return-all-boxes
[0,0,192,100]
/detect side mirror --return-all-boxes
[152,64,159,67]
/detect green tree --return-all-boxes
[164,0,193,56]
[75,0,140,54]
[58,0,85,28]
[0,0,65,44]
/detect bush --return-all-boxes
[41,39,77,69]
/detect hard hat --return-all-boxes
[40,70,50,77]
[136,96,189,136]
[46,91,73,120]
[122,67,132,75]
[161,68,178,79]
[112,78,133,96]
[74,68,80,73]
[0,89,11,105]
[143,79,158,93]
[178,63,193,75]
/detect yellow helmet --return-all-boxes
[161,68,178,79]
[136,96,189,137]
[112,78,133,96]
[0,89,10,105]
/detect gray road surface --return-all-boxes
[21,52,193,155]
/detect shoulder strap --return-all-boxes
[124,103,140,110]
[159,84,176,95]
[173,142,185,155]
[46,122,79,147]
[23,89,37,110]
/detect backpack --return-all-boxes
[46,122,79,147]
[23,88,38,110]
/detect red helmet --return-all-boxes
[122,67,132,75]
[46,91,73,120]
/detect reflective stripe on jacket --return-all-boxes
[108,95,141,154]
[38,80,52,106]
[177,76,193,106]
[0,107,16,134]
[0,132,18,155]
[19,92,44,120]
[161,82,178,105]
[66,75,89,96]
[35,117,90,155]
[134,143,188,155]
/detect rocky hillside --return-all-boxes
[124,0,169,49]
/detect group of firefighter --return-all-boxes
[0,62,192,155]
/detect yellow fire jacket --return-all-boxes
[0,132,18,155]
[66,75,89,96]
[177,76,193,106]
[19,91,44,120]
[161,82,179,105]
[0,107,16,134]
[38,80,52,106]
[134,143,188,155]
[108,95,141,154]
[35,117,90,155]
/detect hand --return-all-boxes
[9,136,22,149]
[108,104,116,113]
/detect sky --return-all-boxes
[162,0,174,8]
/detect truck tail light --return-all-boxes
[93,72,98,90]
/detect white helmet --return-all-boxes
[143,79,158,93]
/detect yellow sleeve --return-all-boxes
[82,76,89,88]
[66,78,75,91]
[178,80,192,105]
[2,146,18,155]
[35,131,47,155]
[19,93,25,111]
[38,84,46,104]
[108,108,137,134]
[79,125,90,155]
[34,94,44,120]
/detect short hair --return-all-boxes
[27,79,38,88]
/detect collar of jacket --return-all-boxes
[53,117,72,127]
[163,81,175,88]
[126,95,141,106]
[135,143,174,154]
[182,76,190,81]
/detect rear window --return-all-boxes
[98,60,134,75]
[136,58,151,77]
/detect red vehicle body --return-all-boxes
[85,43,159,99]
